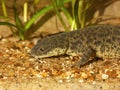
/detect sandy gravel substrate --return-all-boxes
[0,78,120,90]
[0,38,119,90]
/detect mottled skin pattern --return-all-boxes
[31,25,120,67]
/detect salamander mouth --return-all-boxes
[31,54,51,59]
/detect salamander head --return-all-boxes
[31,36,68,59]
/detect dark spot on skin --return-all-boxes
[94,41,102,46]
[106,39,112,43]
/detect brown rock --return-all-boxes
[0,26,12,38]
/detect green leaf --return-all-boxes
[24,5,53,31]
[13,5,25,40]
[71,0,77,30]
[24,0,71,31]
[1,0,8,17]
[61,7,72,25]
[0,22,16,27]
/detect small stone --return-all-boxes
[92,81,96,85]
[102,74,109,79]
[58,79,63,83]
[81,72,88,79]
[78,78,84,83]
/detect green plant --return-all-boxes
[50,0,94,30]
[1,0,7,17]
[50,0,71,31]
[0,0,71,40]
[0,0,93,40]
[78,0,94,28]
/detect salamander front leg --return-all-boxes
[72,48,96,67]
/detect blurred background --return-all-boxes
[0,0,120,40]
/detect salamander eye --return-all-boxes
[39,47,44,51]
